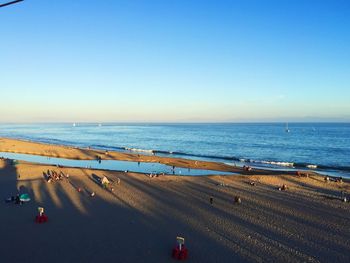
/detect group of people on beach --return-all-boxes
[243,165,252,171]
[148,172,164,178]
[45,169,69,183]
[5,194,23,205]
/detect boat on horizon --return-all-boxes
[285,122,290,133]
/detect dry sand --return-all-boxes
[1,157,349,263]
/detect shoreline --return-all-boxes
[0,137,311,176]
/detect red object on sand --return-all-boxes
[172,245,188,260]
[35,214,48,223]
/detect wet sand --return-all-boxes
[0,137,310,176]
[1,158,349,263]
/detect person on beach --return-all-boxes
[15,194,22,205]
[210,197,213,204]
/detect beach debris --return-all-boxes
[172,236,188,261]
[234,196,242,204]
[324,176,330,182]
[35,207,48,224]
[249,181,256,186]
[90,191,95,197]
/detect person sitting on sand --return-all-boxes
[15,194,22,205]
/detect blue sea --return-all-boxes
[0,123,349,177]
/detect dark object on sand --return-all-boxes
[250,182,255,186]
[15,194,22,205]
[243,165,252,171]
[324,176,330,182]
[5,196,15,203]
[336,177,343,183]
[278,184,288,191]
[234,196,241,204]
[210,197,213,204]
[296,171,309,177]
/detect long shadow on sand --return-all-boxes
[1,161,350,263]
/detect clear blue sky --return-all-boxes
[1,0,349,122]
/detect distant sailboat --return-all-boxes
[285,122,290,133]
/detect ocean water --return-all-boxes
[0,123,349,176]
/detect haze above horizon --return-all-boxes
[1,0,349,122]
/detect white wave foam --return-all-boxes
[306,164,317,169]
[261,161,294,167]
[125,147,154,153]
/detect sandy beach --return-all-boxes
[3,0,349,261]
[0,141,349,262]
[0,137,310,176]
